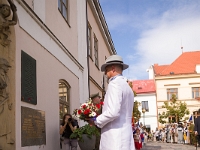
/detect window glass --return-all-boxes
[167,88,178,100]
[59,80,70,123]
[192,87,200,98]
[142,101,149,112]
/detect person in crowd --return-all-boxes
[166,125,171,143]
[90,92,102,150]
[154,128,160,141]
[171,124,175,143]
[189,120,195,145]
[60,114,79,150]
[177,123,183,144]
[183,123,188,144]
[141,127,145,145]
[194,109,200,147]
[143,131,148,146]
[147,131,152,141]
[161,129,166,143]
[134,128,142,150]
[174,123,178,143]
[88,55,135,150]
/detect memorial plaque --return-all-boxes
[21,50,37,105]
[21,106,46,147]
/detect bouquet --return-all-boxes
[73,98,103,121]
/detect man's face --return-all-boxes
[92,96,101,105]
[104,65,113,79]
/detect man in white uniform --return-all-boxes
[90,55,135,150]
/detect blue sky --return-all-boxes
[99,0,200,80]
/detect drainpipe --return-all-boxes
[86,0,90,97]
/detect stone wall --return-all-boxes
[0,0,17,149]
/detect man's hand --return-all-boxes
[85,118,96,126]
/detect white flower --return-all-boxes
[91,112,96,117]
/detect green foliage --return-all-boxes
[159,94,190,124]
[128,81,140,123]
[70,124,100,142]
[129,82,137,96]
[133,100,141,123]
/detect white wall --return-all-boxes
[147,65,154,79]
[156,75,200,123]
[15,0,88,149]
[134,93,157,131]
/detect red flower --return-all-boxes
[100,101,104,105]
[96,104,101,109]
[78,109,82,114]
[84,109,90,115]
[82,105,87,109]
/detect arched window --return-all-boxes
[59,80,70,123]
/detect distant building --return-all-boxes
[148,51,200,127]
[131,80,157,132]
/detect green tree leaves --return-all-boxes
[159,94,190,124]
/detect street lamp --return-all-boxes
[142,108,146,126]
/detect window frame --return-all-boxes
[88,22,93,59]
[94,34,99,68]
[192,87,200,98]
[167,88,178,100]
[141,101,149,112]
[58,0,69,23]
[59,80,70,123]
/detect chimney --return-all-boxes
[146,65,154,79]
[196,64,200,73]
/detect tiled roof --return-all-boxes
[154,64,169,75]
[130,79,156,94]
[154,51,200,76]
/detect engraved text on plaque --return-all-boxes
[21,106,46,146]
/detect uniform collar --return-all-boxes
[109,74,122,83]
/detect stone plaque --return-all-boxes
[21,106,46,147]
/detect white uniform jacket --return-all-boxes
[95,75,135,150]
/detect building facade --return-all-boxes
[87,0,116,97]
[131,80,158,132]
[148,51,200,127]
[0,0,115,149]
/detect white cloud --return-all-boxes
[100,0,200,80]
[126,2,200,79]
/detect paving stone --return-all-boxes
[140,141,199,150]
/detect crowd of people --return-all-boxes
[153,121,196,145]
[132,120,197,150]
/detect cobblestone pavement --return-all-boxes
[141,141,199,150]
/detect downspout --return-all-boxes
[86,0,90,97]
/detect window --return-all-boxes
[59,80,70,123]
[141,101,149,112]
[58,0,68,21]
[94,35,99,67]
[167,88,178,100]
[192,87,200,98]
[88,23,92,57]
[168,116,176,123]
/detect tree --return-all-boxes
[133,100,141,123]
[158,94,190,124]
[129,82,141,123]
